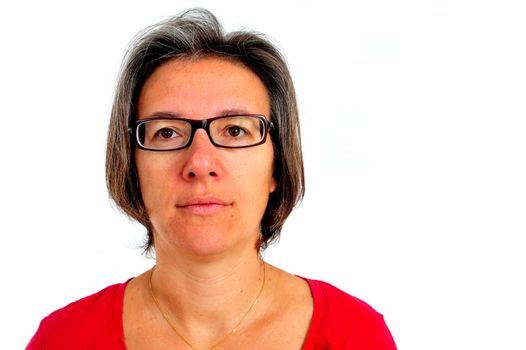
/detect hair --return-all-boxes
[106,8,304,253]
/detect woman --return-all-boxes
[27,9,397,350]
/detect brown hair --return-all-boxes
[106,8,304,253]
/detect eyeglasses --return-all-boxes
[132,114,274,151]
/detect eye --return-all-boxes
[226,125,245,137]
[155,127,180,139]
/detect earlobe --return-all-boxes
[269,177,277,193]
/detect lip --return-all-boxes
[177,197,230,215]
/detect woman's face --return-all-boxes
[135,57,277,258]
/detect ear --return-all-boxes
[269,177,277,193]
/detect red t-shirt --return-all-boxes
[26,278,397,349]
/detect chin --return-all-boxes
[184,234,232,257]
[172,228,259,258]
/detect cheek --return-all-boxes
[241,149,275,195]
[135,153,176,209]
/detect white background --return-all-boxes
[1,1,525,349]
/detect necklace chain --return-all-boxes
[148,262,266,350]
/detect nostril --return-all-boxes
[187,171,216,178]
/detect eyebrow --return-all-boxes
[218,108,253,116]
[145,108,255,119]
[145,111,181,119]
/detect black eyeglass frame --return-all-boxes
[131,114,274,151]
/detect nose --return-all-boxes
[181,129,220,180]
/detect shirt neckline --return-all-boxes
[118,276,324,349]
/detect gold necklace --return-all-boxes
[148,262,266,350]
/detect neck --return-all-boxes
[149,245,266,344]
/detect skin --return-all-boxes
[135,57,276,261]
[123,57,313,349]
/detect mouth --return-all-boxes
[177,197,230,216]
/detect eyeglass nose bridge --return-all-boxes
[184,118,215,149]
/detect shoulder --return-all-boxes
[26,281,129,350]
[302,278,397,350]
[47,281,127,320]
[309,279,380,319]
[44,281,128,329]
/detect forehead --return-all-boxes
[137,57,270,119]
